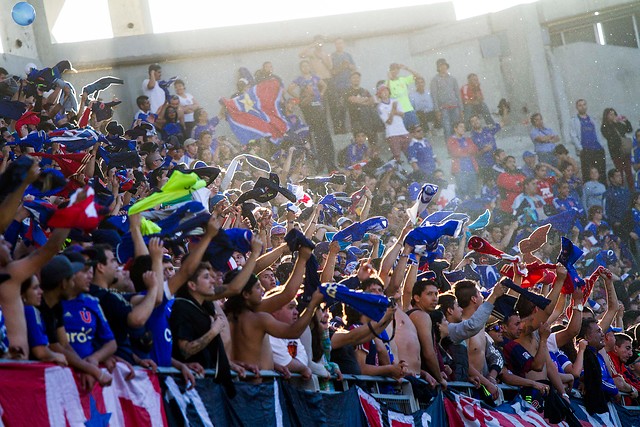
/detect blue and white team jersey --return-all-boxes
[61,293,114,358]
[146,282,175,367]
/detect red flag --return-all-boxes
[48,186,101,231]
[31,152,93,178]
[0,362,167,426]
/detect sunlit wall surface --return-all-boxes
[50,0,113,43]
[44,0,540,44]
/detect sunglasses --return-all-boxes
[486,324,501,332]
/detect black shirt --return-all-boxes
[169,294,220,368]
[89,284,134,363]
[38,300,63,345]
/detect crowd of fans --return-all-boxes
[1,34,640,420]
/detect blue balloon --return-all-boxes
[12,2,36,26]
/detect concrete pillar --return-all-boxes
[107,0,153,37]
[520,4,560,132]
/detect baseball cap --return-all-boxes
[436,58,449,69]
[40,255,85,290]
[337,217,353,228]
[522,151,536,158]
[270,224,287,236]
[183,138,196,147]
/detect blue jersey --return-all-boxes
[407,138,436,175]
[146,287,175,367]
[62,294,114,359]
[24,305,49,353]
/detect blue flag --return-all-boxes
[320,283,390,322]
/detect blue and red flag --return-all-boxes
[220,78,289,145]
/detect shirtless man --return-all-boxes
[454,280,501,401]
[224,246,322,373]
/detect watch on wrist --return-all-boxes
[572,304,584,312]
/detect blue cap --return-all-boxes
[606,326,623,334]
[523,151,536,158]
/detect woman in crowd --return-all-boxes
[601,107,633,189]
[175,79,199,136]
[21,275,67,364]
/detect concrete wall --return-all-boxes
[552,42,640,129]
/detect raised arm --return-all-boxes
[385,244,410,297]
[331,306,394,349]
[320,241,339,284]
[522,264,566,336]
[0,160,40,233]
[168,214,221,295]
[262,291,323,339]
[554,287,583,348]
[213,236,263,301]
[257,245,310,313]
[598,269,618,332]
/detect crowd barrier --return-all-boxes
[1,361,639,426]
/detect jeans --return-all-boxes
[300,104,336,172]
[440,107,460,142]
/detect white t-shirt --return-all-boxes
[178,93,195,123]
[377,99,408,137]
[269,336,308,366]
[142,79,165,115]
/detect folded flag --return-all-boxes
[128,171,206,215]
[98,147,141,169]
[15,130,47,152]
[287,182,313,207]
[538,209,579,234]
[468,209,491,231]
[332,216,388,243]
[220,78,289,144]
[0,100,27,120]
[48,186,101,231]
[500,277,552,310]
[48,128,100,153]
[499,261,557,288]
[31,152,93,178]
[443,264,481,284]
[420,210,469,226]
[205,228,253,272]
[235,173,296,205]
[405,219,463,252]
[15,111,40,137]
[320,283,390,322]
[406,183,438,224]
[518,224,550,261]
[557,237,585,294]
[23,199,56,227]
[349,186,367,214]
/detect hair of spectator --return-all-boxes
[614,332,632,347]
[437,292,456,317]
[129,255,152,292]
[578,317,598,340]
[136,95,149,109]
[530,113,541,125]
[452,280,478,309]
[429,309,445,343]
[93,244,113,266]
